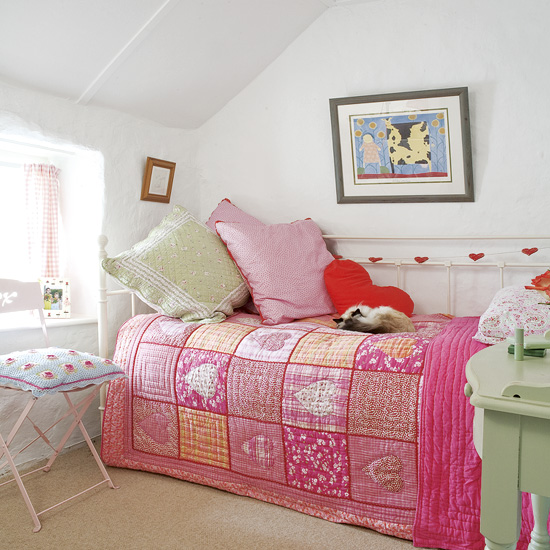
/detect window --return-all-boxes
[0,136,104,320]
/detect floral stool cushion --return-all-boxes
[0,347,126,397]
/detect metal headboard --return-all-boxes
[98,233,550,416]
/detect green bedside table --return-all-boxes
[465,341,550,550]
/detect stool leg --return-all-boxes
[65,393,118,489]
[0,387,119,533]
[529,494,550,550]
[42,388,99,472]
[0,397,37,463]
[0,432,41,532]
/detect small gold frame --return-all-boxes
[140,157,176,203]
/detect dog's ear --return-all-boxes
[353,309,362,316]
[333,317,343,324]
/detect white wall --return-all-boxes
[196,0,549,312]
[0,81,197,469]
[2,0,549,469]
[0,80,199,345]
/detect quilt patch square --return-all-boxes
[295,316,340,328]
[412,314,451,338]
[348,371,420,442]
[176,349,230,414]
[185,322,256,355]
[289,331,364,368]
[113,314,161,370]
[228,417,286,484]
[234,327,301,363]
[284,426,349,498]
[133,342,180,402]
[226,357,285,423]
[354,334,428,374]
[132,397,179,458]
[178,407,230,469]
[348,436,417,514]
[142,315,200,347]
[282,364,352,433]
[223,313,262,327]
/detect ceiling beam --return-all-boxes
[77,0,180,105]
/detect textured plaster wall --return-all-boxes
[2,0,549,469]
[0,81,197,468]
[196,0,549,313]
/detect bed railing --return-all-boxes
[323,234,550,318]
[98,233,550,416]
[98,235,138,416]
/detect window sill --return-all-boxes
[0,314,97,333]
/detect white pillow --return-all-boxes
[474,286,550,344]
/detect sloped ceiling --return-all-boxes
[0,0,370,129]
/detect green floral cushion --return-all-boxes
[102,205,249,323]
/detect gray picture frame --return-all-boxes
[329,87,474,203]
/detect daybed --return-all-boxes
[99,200,550,549]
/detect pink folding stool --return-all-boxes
[0,279,126,532]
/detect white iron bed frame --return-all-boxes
[97,233,550,548]
[98,233,550,414]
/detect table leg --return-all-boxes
[528,494,550,550]
[481,410,521,550]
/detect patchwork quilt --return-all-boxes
[101,311,534,547]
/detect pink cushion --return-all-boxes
[216,219,336,325]
[205,198,263,231]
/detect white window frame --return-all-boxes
[0,136,103,329]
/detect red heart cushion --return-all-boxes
[324,259,414,317]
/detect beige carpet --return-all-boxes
[0,441,429,550]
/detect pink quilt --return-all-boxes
[100,312,534,547]
[415,316,534,549]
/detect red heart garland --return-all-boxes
[469,253,485,261]
[522,248,538,256]
[414,256,429,264]
[368,257,383,263]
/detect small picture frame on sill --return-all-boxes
[40,278,71,319]
[140,157,176,203]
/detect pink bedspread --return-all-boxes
[415,316,534,549]
[101,312,534,547]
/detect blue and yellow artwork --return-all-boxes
[350,109,450,184]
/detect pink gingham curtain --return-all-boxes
[24,163,61,278]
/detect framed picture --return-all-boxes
[40,278,70,319]
[329,87,474,203]
[140,157,176,203]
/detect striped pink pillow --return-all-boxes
[216,219,336,325]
